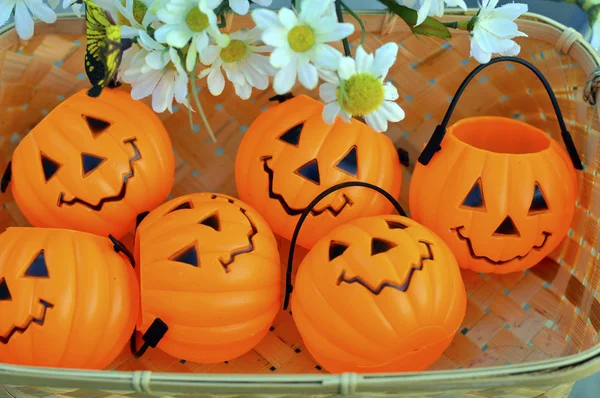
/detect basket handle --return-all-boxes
[283,181,407,310]
[417,56,584,170]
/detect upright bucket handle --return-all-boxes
[416,56,583,171]
[283,181,407,309]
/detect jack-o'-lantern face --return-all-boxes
[134,193,281,364]
[0,227,139,369]
[4,88,175,239]
[409,117,578,274]
[291,215,466,373]
[236,95,402,249]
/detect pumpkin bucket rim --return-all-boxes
[448,116,552,155]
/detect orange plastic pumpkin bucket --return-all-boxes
[409,57,582,274]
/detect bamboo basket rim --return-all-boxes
[1,8,600,396]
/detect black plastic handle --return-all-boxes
[283,181,407,310]
[417,56,583,170]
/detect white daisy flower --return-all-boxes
[198,28,275,99]
[121,32,190,113]
[92,0,159,38]
[470,0,527,64]
[319,43,405,133]
[0,0,57,40]
[251,0,354,94]
[229,0,271,16]
[154,0,227,70]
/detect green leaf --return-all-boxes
[377,0,452,39]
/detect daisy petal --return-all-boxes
[167,29,193,48]
[315,22,354,42]
[263,27,288,47]
[139,31,165,50]
[278,8,297,30]
[234,81,252,100]
[230,0,250,15]
[270,46,293,68]
[470,37,491,64]
[319,82,338,103]
[378,101,405,123]
[120,26,139,39]
[355,45,374,74]
[29,1,57,24]
[490,3,528,20]
[365,111,387,133]
[208,65,226,96]
[338,57,356,80]
[273,60,297,94]
[372,42,398,78]
[300,0,330,23]
[131,71,162,100]
[194,32,209,54]
[223,63,246,85]
[14,2,34,40]
[297,61,318,90]
[383,83,399,101]
[186,44,198,72]
[318,68,339,84]
[313,44,342,70]
[480,18,520,38]
[146,50,171,70]
[322,102,341,125]
[253,0,273,6]
[154,24,178,44]
[0,0,15,27]
[499,41,520,56]
[152,74,173,113]
[241,62,268,89]
[200,45,220,65]
[251,8,280,30]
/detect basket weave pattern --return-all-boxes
[1,11,600,398]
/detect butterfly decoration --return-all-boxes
[74,0,133,97]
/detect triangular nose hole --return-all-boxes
[199,212,221,231]
[386,220,408,230]
[329,241,349,261]
[170,244,199,267]
[0,279,11,301]
[295,159,320,185]
[81,153,106,176]
[371,238,398,255]
[25,250,49,278]
[494,216,520,237]
[83,115,111,137]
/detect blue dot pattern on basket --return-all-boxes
[192,170,199,178]
[215,104,223,111]
[215,147,224,156]
[240,124,248,133]
[192,124,200,133]
[76,73,86,80]
[405,95,413,102]
[523,303,530,311]
[54,60,63,67]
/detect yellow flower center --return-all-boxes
[186,8,210,33]
[287,25,315,53]
[118,0,147,25]
[220,40,246,63]
[338,73,385,117]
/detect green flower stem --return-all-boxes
[189,73,217,142]
[340,0,366,45]
[335,0,352,57]
[442,20,470,31]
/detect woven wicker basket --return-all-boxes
[1,7,600,398]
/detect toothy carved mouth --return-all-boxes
[57,139,142,211]
[260,156,352,216]
[451,226,552,265]
[0,299,54,344]
[337,241,434,294]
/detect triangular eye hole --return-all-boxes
[335,146,358,177]
[168,201,194,214]
[329,241,349,261]
[170,244,199,267]
[371,238,397,255]
[0,279,11,301]
[83,115,111,138]
[25,250,50,278]
[40,153,62,182]
[529,183,549,214]
[295,159,320,185]
[81,153,106,176]
[461,178,486,210]
[199,212,221,231]
[278,123,303,147]
[386,220,408,230]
